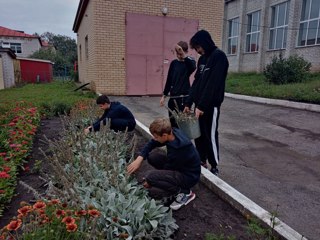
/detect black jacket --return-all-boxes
[186,30,229,111]
[163,57,196,96]
[140,128,201,187]
[92,102,136,132]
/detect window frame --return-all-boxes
[269,1,289,50]
[2,42,22,54]
[297,0,320,46]
[246,10,261,53]
[227,17,240,55]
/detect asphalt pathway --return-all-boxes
[112,96,320,240]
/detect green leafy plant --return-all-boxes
[39,106,178,239]
[264,53,312,85]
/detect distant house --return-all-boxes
[0,26,42,58]
[72,0,224,95]
[222,0,320,72]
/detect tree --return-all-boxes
[29,32,77,79]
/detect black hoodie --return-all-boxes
[140,128,201,188]
[92,102,136,132]
[186,30,229,111]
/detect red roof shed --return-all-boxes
[18,58,53,83]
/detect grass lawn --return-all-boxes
[0,80,96,115]
[226,72,320,104]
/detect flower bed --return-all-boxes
[0,102,40,216]
[1,103,178,239]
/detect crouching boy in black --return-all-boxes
[127,118,200,210]
[84,95,136,133]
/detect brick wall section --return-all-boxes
[224,0,320,72]
[76,0,224,95]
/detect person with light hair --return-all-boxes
[127,118,200,210]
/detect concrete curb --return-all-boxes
[135,119,307,240]
[226,93,320,113]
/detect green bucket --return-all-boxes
[177,118,201,139]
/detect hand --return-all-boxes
[84,127,92,135]
[175,45,185,60]
[195,108,204,118]
[127,156,143,174]
[183,106,190,113]
[160,96,165,107]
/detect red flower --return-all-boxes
[88,209,100,218]
[3,166,10,173]
[33,201,46,210]
[18,206,32,216]
[0,172,10,179]
[0,190,5,194]
[49,199,60,205]
[75,210,87,216]
[66,223,78,232]
[0,153,6,157]
[6,219,22,231]
[56,209,66,218]
[23,166,30,172]
[62,216,76,225]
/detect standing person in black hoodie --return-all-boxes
[84,95,136,133]
[184,30,229,175]
[160,41,196,128]
[127,118,200,210]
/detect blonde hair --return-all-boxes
[149,118,172,136]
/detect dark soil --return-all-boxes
[0,117,249,239]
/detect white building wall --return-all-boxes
[224,0,320,72]
[0,52,15,88]
[0,37,41,58]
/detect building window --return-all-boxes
[2,42,22,53]
[85,36,88,60]
[269,2,289,50]
[227,17,239,55]
[298,0,320,46]
[246,11,260,52]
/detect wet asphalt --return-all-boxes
[111,96,320,240]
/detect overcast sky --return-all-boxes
[0,0,79,39]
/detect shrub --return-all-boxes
[264,54,311,84]
[40,102,72,116]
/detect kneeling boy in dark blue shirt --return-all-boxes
[127,118,200,210]
[84,95,136,133]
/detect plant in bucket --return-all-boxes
[167,106,201,139]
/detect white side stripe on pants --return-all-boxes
[211,107,219,164]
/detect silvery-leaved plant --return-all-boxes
[41,104,178,239]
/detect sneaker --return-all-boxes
[211,167,219,176]
[170,191,196,210]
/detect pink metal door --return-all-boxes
[126,13,198,95]
[126,13,163,95]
